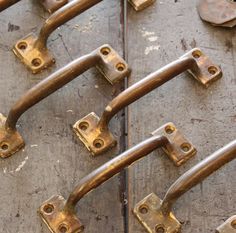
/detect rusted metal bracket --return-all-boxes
[128,0,156,11]
[39,123,196,232]
[74,48,222,156]
[134,140,236,233]
[13,0,103,73]
[0,45,129,158]
[216,216,236,233]
[0,0,67,13]
[197,0,236,28]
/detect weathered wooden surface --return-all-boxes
[0,1,126,232]
[0,0,235,233]
[127,1,236,233]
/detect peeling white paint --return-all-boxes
[66,110,74,113]
[148,36,158,42]
[145,45,160,55]
[140,30,155,37]
[30,144,38,148]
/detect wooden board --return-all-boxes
[0,0,235,233]
[0,1,126,232]
[127,1,236,232]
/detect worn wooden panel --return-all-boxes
[0,1,126,232]
[127,1,236,233]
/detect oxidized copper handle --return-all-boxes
[0,0,67,13]
[39,122,196,233]
[0,45,129,158]
[134,140,236,233]
[13,0,103,73]
[73,48,222,156]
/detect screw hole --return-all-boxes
[17,41,27,50]
[192,50,202,59]
[1,143,9,151]
[43,204,54,214]
[93,139,104,149]
[58,224,68,233]
[139,205,148,214]
[181,143,191,152]
[208,66,218,75]
[155,226,165,233]
[165,125,175,134]
[116,63,126,72]
[31,58,42,67]
[231,220,236,229]
[78,122,89,131]
[100,47,111,56]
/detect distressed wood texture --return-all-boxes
[0,1,126,232]
[127,1,236,233]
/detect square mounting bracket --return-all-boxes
[216,216,236,233]
[39,195,84,233]
[0,114,24,158]
[128,0,156,11]
[181,48,222,88]
[152,122,196,166]
[96,45,130,84]
[133,193,181,233]
[40,0,68,14]
[73,112,117,156]
[13,33,55,74]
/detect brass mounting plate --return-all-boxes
[13,33,55,74]
[197,0,236,27]
[73,112,116,156]
[0,114,24,158]
[133,193,181,233]
[40,0,68,14]
[216,216,236,233]
[152,122,196,166]
[128,0,156,11]
[182,48,222,87]
[39,195,84,233]
[96,45,130,84]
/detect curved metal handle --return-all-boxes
[134,139,236,233]
[0,44,129,158]
[74,48,222,156]
[13,0,103,73]
[39,122,196,233]
[128,0,156,11]
[216,216,236,233]
[0,0,67,13]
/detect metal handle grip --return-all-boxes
[13,0,103,73]
[0,0,20,11]
[39,122,196,232]
[134,140,236,233]
[74,48,222,156]
[0,45,129,158]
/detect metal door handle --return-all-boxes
[216,216,236,233]
[13,0,103,73]
[38,122,196,233]
[128,0,156,11]
[0,0,68,13]
[73,48,222,156]
[134,140,236,233]
[0,44,129,158]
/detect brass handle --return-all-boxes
[0,0,67,13]
[0,45,129,158]
[13,0,103,73]
[128,0,156,11]
[74,48,222,156]
[39,123,196,233]
[216,216,236,233]
[134,140,236,233]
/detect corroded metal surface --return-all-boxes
[216,216,236,233]
[134,140,236,233]
[40,125,195,232]
[13,0,103,73]
[75,48,222,155]
[197,0,236,27]
[0,45,129,158]
[128,0,156,11]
